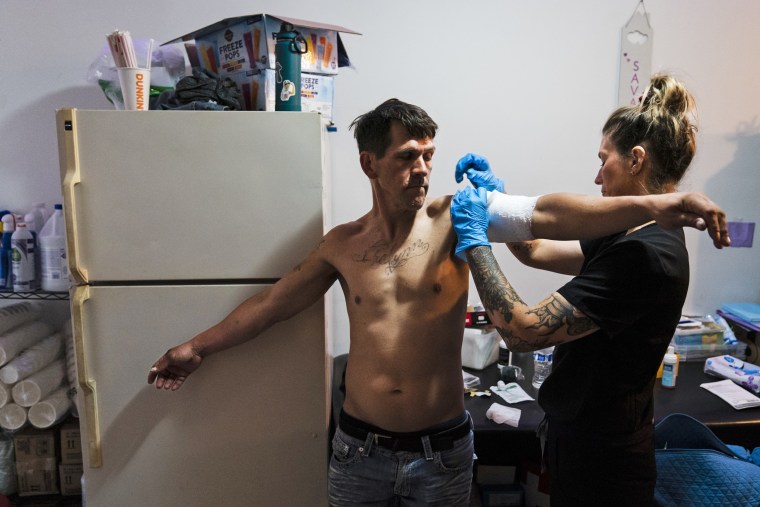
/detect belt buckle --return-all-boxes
[374,433,394,449]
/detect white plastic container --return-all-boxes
[39,204,69,292]
[0,301,43,335]
[28,386,71,429]
[661,345,678,389]
[10,222,35,292]
[33,202,50,225]
[0,403,27,431]
[11,358,65,407]
[0,332,64,384]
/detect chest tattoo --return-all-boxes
[353,238,430,274]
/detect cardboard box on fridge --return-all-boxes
[163,14,360,77]
[228,69,334,121]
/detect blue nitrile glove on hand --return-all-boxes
[454,153,505,193]
[451,186,491,261]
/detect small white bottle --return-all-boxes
[28,206,45,236]
[661,346,678,389]
[39,204,69,292]
[33,202,50,225]
[532,346,555,388]
[11,222,35,292]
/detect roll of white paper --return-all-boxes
[28,386,71,429]
[0,333,63,384]
[0,302,42,335]
[0,403,27,431]
[11,359,65,407]
[0,321,52,366]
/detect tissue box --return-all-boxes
[462,328,499,369]
[704,355,760,394]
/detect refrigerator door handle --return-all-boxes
[56,108,88,284]
[72,285,102,467]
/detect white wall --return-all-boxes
[2,1,758,356]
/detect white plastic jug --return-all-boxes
[39,204,69,292]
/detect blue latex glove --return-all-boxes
[451,187,491,261]
[454,153,505,193]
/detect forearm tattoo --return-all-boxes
[467,246,596,349]
[468,247,529,346]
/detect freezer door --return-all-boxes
[56,109,325,283]
[71,284,328,506]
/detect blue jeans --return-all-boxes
[328,416,474,506]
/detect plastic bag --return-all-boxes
[86,38,187,109]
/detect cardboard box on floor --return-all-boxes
[163,13,360,76]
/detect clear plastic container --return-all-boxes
[532,346,554,388]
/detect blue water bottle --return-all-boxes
[273,22,307,111]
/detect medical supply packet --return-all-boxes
[489,381,534,404]
[704,355,760,394]
[700,379,760,410]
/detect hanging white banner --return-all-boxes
[618,2,653,106]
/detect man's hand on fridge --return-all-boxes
[148,341,203,391]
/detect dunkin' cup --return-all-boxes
[117,67,150,110]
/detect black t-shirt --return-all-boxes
[538,224,689,435]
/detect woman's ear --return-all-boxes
[630,145,646,175]
[360,151,377,179]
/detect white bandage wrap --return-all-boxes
[485,191,539,242]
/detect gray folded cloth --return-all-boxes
[157,68,242,111]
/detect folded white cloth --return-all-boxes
[486,403,521,427]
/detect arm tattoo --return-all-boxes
[525,294,597,336]
[468,247,533,348]
[467,246,596,350]
[468,246,525,323]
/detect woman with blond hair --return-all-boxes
[452,74,712,505]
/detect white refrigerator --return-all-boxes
[55,109,330,506]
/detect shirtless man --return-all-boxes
[148,99,729,506]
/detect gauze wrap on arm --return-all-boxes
[485,191,539,242]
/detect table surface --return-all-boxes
[464,352,760,463]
